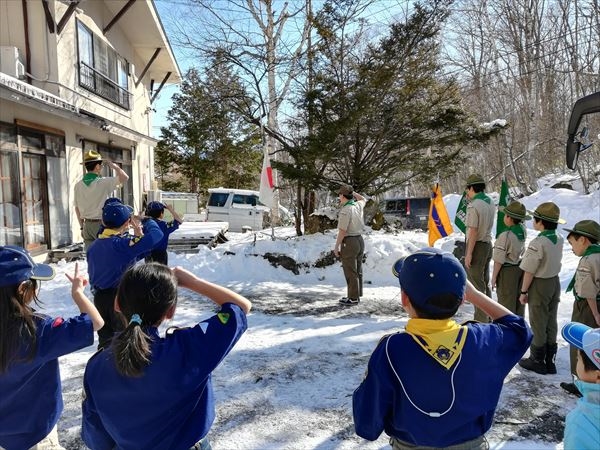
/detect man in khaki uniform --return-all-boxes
[518,202,564,375]
[464,174,495,322]
[74,150,129,250]
[560,220,600,396]
[491,201,530,316]
[334,184,366,305]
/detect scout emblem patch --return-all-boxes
[217,312,230,325]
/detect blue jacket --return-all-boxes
[564,380,600,450]
[353,315,532,447]
[0,314,93,450]
[82,303,248,450]
[87,219,163,290]
[153,218,181,251]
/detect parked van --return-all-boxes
[206,188,270,232]
[383,197,430,229]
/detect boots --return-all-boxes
[518,345,547,374]
[546,343,558,374]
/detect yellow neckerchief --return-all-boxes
[98,228,122,239]
[405,318,468,370]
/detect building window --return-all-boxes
[77,20,131,110]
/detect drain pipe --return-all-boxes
[21,0,32,84]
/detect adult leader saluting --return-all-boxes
[74,150,129,250]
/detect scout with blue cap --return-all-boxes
[561,322,600,450]
[88,201,164,349]
[0,248,104,449]
[143,201,183,265]
[352,247,532,448]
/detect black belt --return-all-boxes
[84,218,101,222]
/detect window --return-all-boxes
[232,194,257,206]
[77,21,131,109]
[208,193,229,207]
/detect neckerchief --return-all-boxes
[472,192,491,204]
[343,200,356,207]
[405,318,468,370]
[509,224,526,241]
[567,244,600,300]
[539,229,557,244]
[98,228,124,239]
[82,173,99,186]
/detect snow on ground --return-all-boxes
[34,186,599,449]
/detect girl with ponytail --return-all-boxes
[0,247,103,450]
[82,263,252,450]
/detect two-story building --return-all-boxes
[0,0,180,255]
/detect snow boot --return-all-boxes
[545,343,558,374]
[560,382,583,398]
[518,345,547,374]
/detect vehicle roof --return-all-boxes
[208,188,260,196]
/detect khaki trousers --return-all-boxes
[466,241,492,322]
[340,235,364,299]
[82,220,102,251]
[528,276,560,348]
[496,265,525,316]
[569,297,600,374]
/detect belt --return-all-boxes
[83,218,101,222]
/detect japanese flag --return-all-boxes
[259,148,274,208]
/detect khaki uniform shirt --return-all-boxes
[74,176,120,220]
[575,253,600,300]
[466,198,494,243]
[493,229,525,265]
[338,199,366,236]
[519,234,564,278]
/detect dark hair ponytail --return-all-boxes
[111,263,178,377]
[0,280,40,373]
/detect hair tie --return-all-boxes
[129,314,142,326]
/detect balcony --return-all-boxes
[79,62,131,110]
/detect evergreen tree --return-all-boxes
[156,64,262,195]
[280,0,501,196]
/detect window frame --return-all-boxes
[76,20,131,110]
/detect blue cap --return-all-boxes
[102,202,133,228]
[104,197,123,207]
[0,245,55,287]
[146,201,165,214]
[392,247,466,314]
[562,322,600,370]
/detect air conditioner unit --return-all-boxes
[0,46,25,80]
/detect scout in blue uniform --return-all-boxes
[82,263,252,450]
[87,200,163,349]
[0,246,103,450]
[352,248,532,449]
[144,201,184,265]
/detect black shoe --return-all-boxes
[560,382,583,398]
[339,297,359,305]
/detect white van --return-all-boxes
[206,188,270,232]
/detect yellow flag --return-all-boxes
[428,183,453,246]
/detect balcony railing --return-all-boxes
[79,62,131,110]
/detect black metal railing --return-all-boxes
[79,62,131,110]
